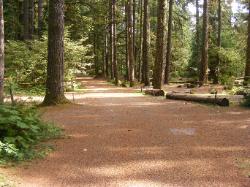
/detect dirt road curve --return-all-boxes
[6,77,250,187]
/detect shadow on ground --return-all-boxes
[6,77,250,187]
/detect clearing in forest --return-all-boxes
[3,77,250,187]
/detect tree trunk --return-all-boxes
[38,0,43,38]
[128,0,135,87]
[153,0,166,89]
[142,0,150,86]
[164,0,173,84]
[109,0,114,79]
[213,0,221,84]
[23,0,34,40]
[93,33,98,75]
[138,0,143,82]
[23,0,30,40]
[0,0,4,103]
[125,1,130,81]
[105,29,109,78]
[29,0,34,38]
[195,0,200,73]
[133,0,136,74]
[199,0,209,86]
[43,0,67,105]
[245,1,250,83]
[112,0,118,85]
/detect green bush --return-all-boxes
[5,30,93,95]
[0,105,62,162]
[217,48,244,87]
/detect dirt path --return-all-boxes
[5,77,250,187]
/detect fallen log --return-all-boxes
[145,89,165,96]
[166,93,230,106]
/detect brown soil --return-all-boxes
[3,77,250,187]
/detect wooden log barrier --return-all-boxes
[166,93,230,106]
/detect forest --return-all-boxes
[0,0,250,186]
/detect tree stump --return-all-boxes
[145,89,165,96]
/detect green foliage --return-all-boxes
[5,32,93,95]
[217,47,245,88]
[5,39,47,90]
[0,105,62,162]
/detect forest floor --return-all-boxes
[1,77,250,187]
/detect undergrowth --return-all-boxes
[0,104,62,164]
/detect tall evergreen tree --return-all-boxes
[125,0,130,81]
[138,0,143,82]
[38,0,43,38]
[214,0,222,84]
[112,0,118,85]
[164,0,173,84]
[109,0,114,79]
[195,0,200,74]
[128,0,135,86]
[199,0,209,85]
[153,0,166,89]
[43,0,67,105]
[23,0,34,40]
[142,0,150,86]
[245,1,250,83]
[23,0,30,39]
[0,0,4,103]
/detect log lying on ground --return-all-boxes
[166,93,230,106]
[145,89,165,96]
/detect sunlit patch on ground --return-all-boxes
[104,180,175,187]
[170,128,196,136]
[235,158,250,178]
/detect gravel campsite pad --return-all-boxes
[2,77,250,187]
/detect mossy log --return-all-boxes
[166,93,229,106]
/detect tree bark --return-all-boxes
[128,0,135,86]
[29,0,34,38]
[138,0,143,82]
[43,0,67,105]
[105,28,109,77]
[0,0,4,103]
[23,0,30,40]
[125,1,130,81]
[109,0,114,79]
[133,0,136,70]
[142,0,150,86]
[195,0,200,73]
[112,0,118,85]
[245,1,250,83]
[164,0,173,84]
[153,0,166,89]
[23,0,34,40]
[199,0,209,86]
[213,0,221,84]
[38,0,43,38]
[93,33,98,75]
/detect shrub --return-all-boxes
[0,105,62,163]
[4,30,93,95]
